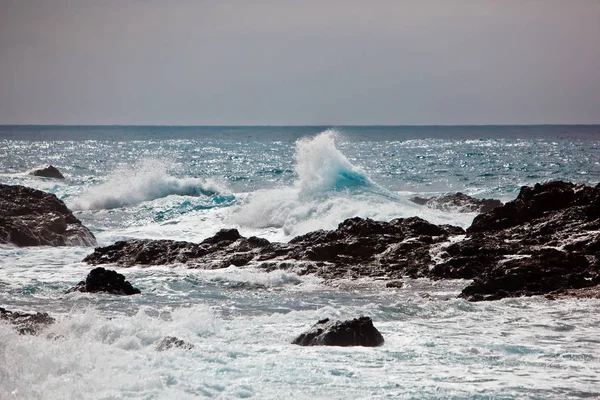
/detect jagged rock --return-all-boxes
[83,229,272,268]
[67,267,141,295]
[448,181,600,301]
[83,218,464,281]
[155,336,194,351]
[292,317,384,347]
[411,193,502,214]
[29,165,65,179]
[468,181,583,233]
[0,307,55,335]
[0,184,96,247]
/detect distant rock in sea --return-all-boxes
[410,192,503,214]
[67,267,141,295]
[292,317,384,347]
[0,183,96,247]
[29,165,65,179]
[0,307,55,335]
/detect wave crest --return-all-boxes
[295,129,373,195]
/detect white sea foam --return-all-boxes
[2,290,600,400]
[69,159,229,210]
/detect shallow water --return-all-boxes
[1,125,600,399]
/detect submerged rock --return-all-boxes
[385,280,404,288]
[155,336,194,351]
[67,267,141,295]
[0,183,96,247]
[29,165,65,179]
[0,307,55,335]
[410,192,503,214]
[292,317,384,347]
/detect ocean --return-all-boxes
[1,125,600,399]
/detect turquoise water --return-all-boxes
[1,126,600,399]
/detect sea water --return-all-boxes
[1,125,600,399]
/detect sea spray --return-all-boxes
[294,129,374,195]
[70,158,230,210]
[232,130,445,237]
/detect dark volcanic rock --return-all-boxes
[292,317,384,347]
[468,181,582,233]
[446,181,600,301]
[83,228,272,269]
[0,184,96,247]
[155,336,194,351]
[84,217,464,281]
[67,267,141,295]
[0,307,55,335]
[29,165,65,179]
[411,193,503,214]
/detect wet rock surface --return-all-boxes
[83,181,600,301]
[84,217,464,280]
[410,193,503,214]
[0,307,55,335]
[67,267,141,295]
[0,184,96,247]
[155,336,195,351]
[451,181,600,301]
[292,317,384,347]
[29,165,65,179]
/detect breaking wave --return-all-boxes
[232,130,408,237]
[70,159,229,210]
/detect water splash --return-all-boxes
[294,129,373,195]
[70,159,229,210]
[232,131,408,237]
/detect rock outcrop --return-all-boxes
[67,267,141,295]
[29,165,65,179]
[411,192,503,214]
[84,217,464,280]
[0,184,96,247]
[431,181,600,301]
[0,307,55,335]
[292,317,384,347]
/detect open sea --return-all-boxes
[1,125,600,399]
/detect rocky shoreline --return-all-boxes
[83,181,600,302]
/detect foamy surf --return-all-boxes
[69,159,230,211]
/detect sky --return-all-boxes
[1,0,599,125]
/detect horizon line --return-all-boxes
[1,123,600,128]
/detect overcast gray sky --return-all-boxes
[1,0,599,125]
